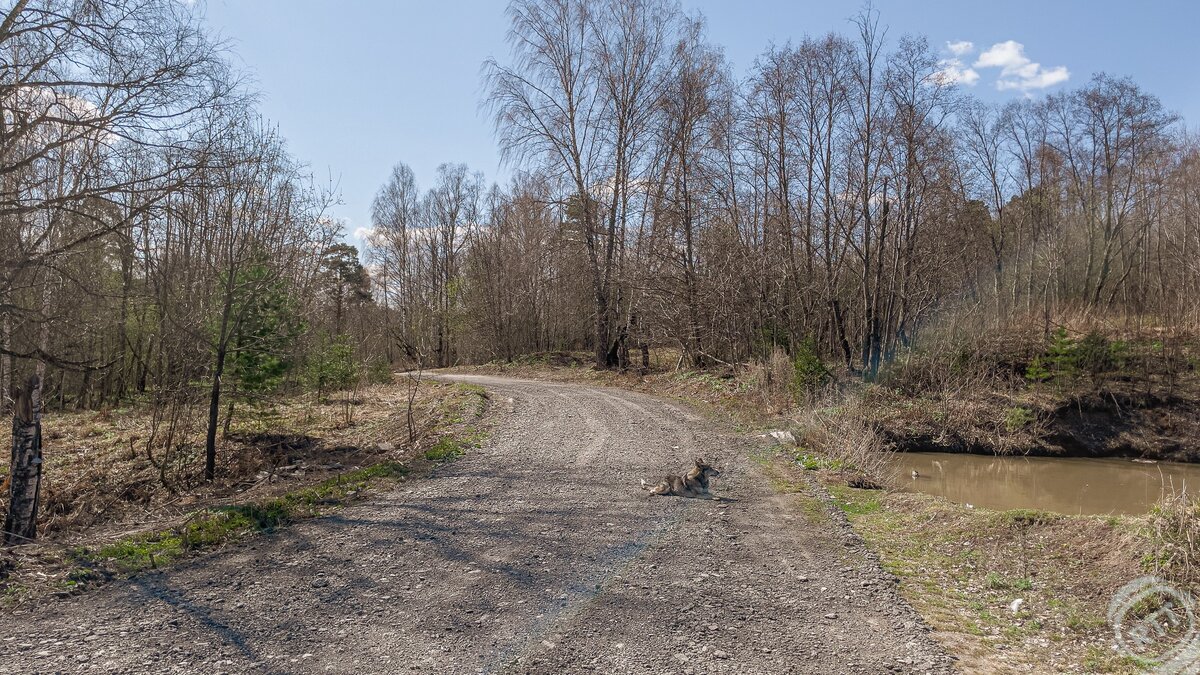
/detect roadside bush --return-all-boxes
[1146,490,1200,585]
[790,338,831,402]
[305,334,359,401]
[750,343,834,410]
[792,400,894,489]
[366,358,395,385]
[304,334,361,424]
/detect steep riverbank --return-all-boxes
[867,326,1200,463]
[874,385,1200,463]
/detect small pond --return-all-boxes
[892,452,1200,515]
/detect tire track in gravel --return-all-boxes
[0,374,953,674]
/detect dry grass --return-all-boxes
[790,397,896,489]
[859,384,1051,455]
[829,485,1145,674]
[0,377,489,605]
[1145,488,1200,586]
[0,378,482,543]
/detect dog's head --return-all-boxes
[694,457,721,478]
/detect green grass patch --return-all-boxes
[453,382,488,397]
[984,571,1033,591]
[1081,646,1150,674]
[794,493,829,524]
[1003,406,1035,433]
[794,450,849,471]
[424,436,466,462]
[68,461,410,580]
[829,485,882,515]
[423,383,489,463]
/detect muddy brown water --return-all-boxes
[894,452,1200,515]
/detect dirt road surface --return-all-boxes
[0,375,953,674]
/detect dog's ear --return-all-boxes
[695,456,705,465]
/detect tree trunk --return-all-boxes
[593,284,611,370]
[830,298,854,372]
[203,349,226,482]
[5,375,43,545]
[0,306,10,413]
[222,391,236,439]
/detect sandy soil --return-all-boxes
[0,374,953,674]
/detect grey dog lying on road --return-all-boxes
[640,458,721,497]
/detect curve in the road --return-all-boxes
[0,375,952,675]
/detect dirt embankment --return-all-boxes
[873,387,1200,462]
[865,327,1200,462]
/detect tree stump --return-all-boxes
[4,375,43,545]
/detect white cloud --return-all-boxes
[997,65,1069,91]
[935,41,980,87]
[353,226,374,241]
[975,40,1026,70]
[974,40,1069,92]
[946,40,975,57]
[936,58,979,87]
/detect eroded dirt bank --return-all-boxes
[0,375,951,674]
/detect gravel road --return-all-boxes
[0,374,953,674]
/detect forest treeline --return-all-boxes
[0,0,384,541]
[2,0,1199,539]
[369,0,1199,377]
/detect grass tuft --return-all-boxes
[424,437,466,462]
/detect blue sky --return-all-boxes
[202,0,1200,246]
